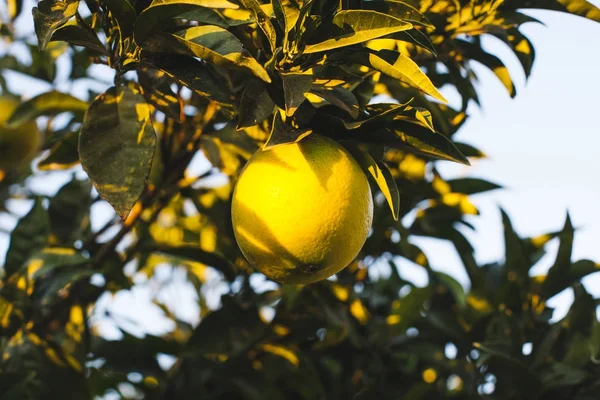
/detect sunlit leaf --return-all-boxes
[134,0,240,44]
[138,66,181,120]
[304,10,412,53]
[143,26,271,83]
[511,0,600,22]
[79,82,157,219]
[489,28,535,78]
[459,39,516,97]
[363,0,433,28]
[102,0,136,38]
[239,0,278,53]
[331,48,447,103]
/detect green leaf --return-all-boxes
[500,208,530,281]
[344,144,399,221]
[304,10,413,54]
[143,55,234,109]
[239,0,278,53]
[4,198,50,277]
[489,28,535,78]
[134,0,239,44]
[541,214,574,298]
[446,178,502,195]
[33,0,80,51]
[272,0,302,36]
[264,111,312,149]
[6,0,24,20]
[396,28,437,55]
[363,0,433,28]
[138,66,182,120]
[102,0,136,38]
[237,79,275,129]
[51,24,109,55]
[454,141,486,158]
[281,70,312,116]
[48,178,92,245]
[29,247,89,280]
[37,130,80,171]
[79,82,157,219]
[345,101,411,131]
[152,244,237,281]
[310,86,360,118]
[391,122,470,165]
[459,39,516,97]
[389,286,432,332]
[6,91,88,128]
[144,26,271,83]
[183,298,266,358]
[512,0,600,22]
[332,49,447,103]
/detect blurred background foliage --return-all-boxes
[1,0,600,398]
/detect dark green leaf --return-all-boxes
[310,86,360,119]
[239,0,278,53]
[152,244,237,280]
[37,130,80,171]
[345,144,399,220]
[48,178,92,244]
[144,26,271,83]
[459,39,516,97]
[304,10,413,53]
[6,91,88,128]
[281,70,312,116]
[501,208,530,281]
[489,28,535,78]
[4,198,50,277]
[134,0,240,44]
[138,66,182,120]
[50,24,109,55]
[102,0,136,38]
[331,48,447,103]
[392,122,470,165]
[509,0,600,22]
[447,178,502,195]
[79,82,157,219]
[363,0,433,28]
[183,298,266,358]
[33,0,80,51]
[264,111,312,149]
[143,55,234,109]
[237,79,275,129]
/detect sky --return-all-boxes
[1,4,600,340]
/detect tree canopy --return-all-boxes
[1,0,600,398]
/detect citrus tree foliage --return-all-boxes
[1,0,600,398]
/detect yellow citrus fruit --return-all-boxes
[231,133,373,284]
[0,96,41,171]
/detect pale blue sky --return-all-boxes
[1,4,599,337]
